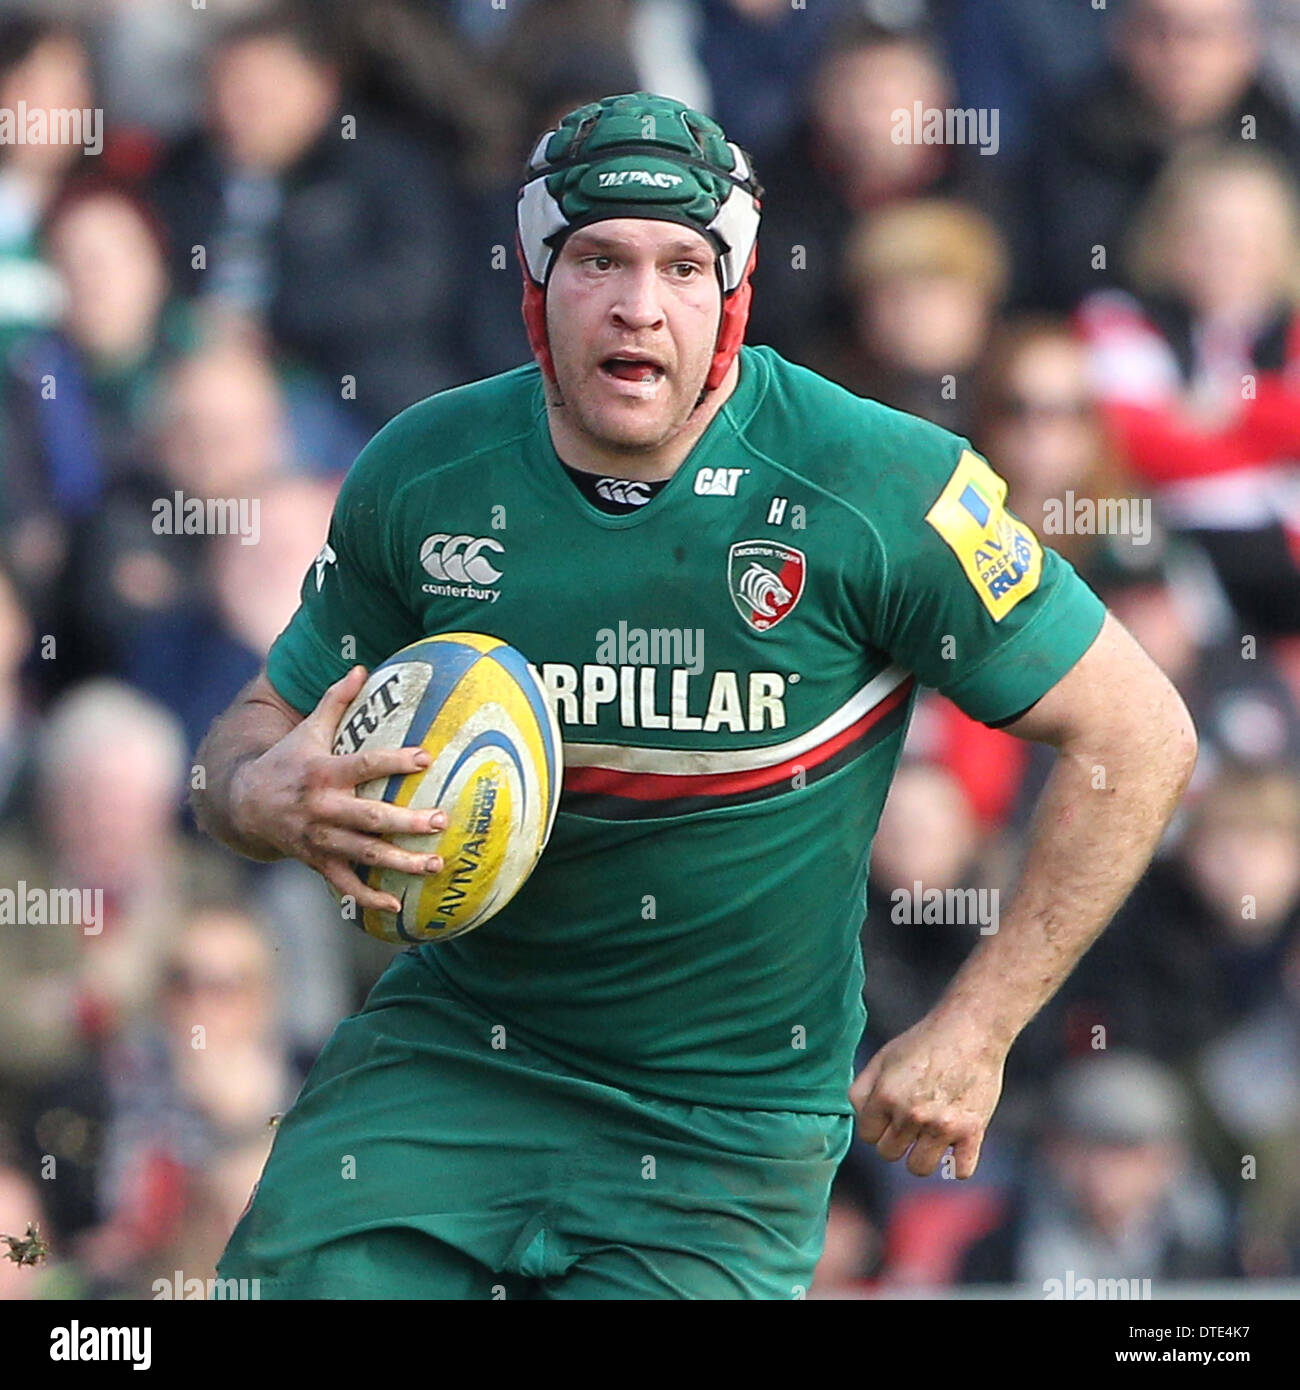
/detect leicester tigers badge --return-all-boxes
[728,540,805,632]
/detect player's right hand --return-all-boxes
[231,666,447,913]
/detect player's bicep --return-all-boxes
[997,610,1197,756]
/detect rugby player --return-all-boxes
[193,93,1197,1299]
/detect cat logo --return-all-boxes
[694,467,748,496]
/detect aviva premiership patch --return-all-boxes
[925,450,1043,621]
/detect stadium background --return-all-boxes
[0,0,1298,1300]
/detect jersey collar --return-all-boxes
[527,346,769,529]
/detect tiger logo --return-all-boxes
[728,541,806,632]
[738,563,792,618]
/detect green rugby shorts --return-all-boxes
[217,947,852,1299]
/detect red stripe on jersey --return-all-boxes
[563,676,914,802]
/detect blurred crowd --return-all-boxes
[0,0,1297,1300]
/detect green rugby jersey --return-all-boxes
[267,345,1106,1113]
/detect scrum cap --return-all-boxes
[515,91,762,391]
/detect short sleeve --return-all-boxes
[867,436,1106,726]
[265,431,423,714]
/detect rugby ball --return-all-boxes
[331,632,563,945]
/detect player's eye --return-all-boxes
[584,254,615,271]
[670,262,702,279]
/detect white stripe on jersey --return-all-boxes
[562,663,913,775]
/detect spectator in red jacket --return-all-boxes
[1077,142,1300,636]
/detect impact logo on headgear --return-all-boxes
[596,170,684,189]
[515,92,763,392]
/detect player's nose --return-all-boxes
[610,264,666,331]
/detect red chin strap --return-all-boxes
[516,235,758,394]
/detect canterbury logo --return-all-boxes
[595,478,653,506]
[419,534,504,584]
[737,563,791,618]
[313,541,336,591]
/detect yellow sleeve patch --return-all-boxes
[924,449,1043,622]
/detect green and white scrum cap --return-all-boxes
[516,92,762,391]
[517,91,762,294]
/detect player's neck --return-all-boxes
[545,356,740,481]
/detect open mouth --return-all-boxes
[600,356,665,385]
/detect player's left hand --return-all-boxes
[849,1018,1008,1178]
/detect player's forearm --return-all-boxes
[191,692,298,862]
[927,694,1198,1053]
